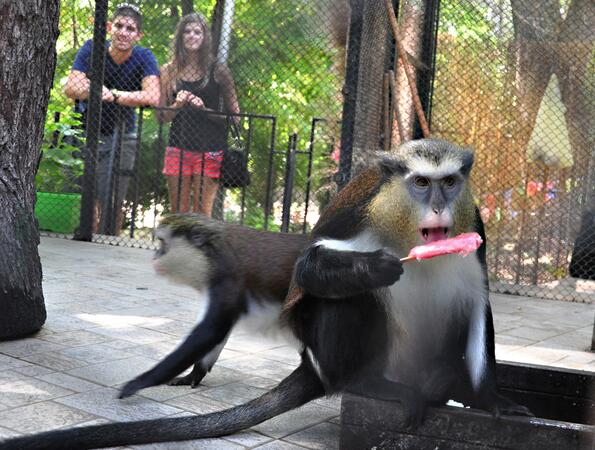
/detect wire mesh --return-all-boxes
[40,0,347,243]
[38,0,593,302]
[430,0,594,301]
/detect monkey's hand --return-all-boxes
[296,246,403,298]
[118,377,147,399]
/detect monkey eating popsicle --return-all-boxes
[400,232,483,263]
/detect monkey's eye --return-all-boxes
[443,176,457,188]
[413,176,430,188]
[157,237,167,253]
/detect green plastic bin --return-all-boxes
[35,192,81,234]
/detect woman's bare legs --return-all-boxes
[192,175,219,216]
[167,175,193,212]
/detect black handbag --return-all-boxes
[220,121,250,188]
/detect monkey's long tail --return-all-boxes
[0,363,325,450]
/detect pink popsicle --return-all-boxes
[400,232,483,262]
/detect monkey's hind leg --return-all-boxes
[346,376,426,429]
[119,279,241,399]
[169,334,230,388]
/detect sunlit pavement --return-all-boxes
[0,237,592,449]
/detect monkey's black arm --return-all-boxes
[295,244,403,298]
[119,279,240,398]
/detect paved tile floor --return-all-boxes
[0,237,593,449]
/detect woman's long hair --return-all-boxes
[167,13,213,93]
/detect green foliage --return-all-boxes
[36,101,85,194]
[47,0,343,227]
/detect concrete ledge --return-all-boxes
[340,363,595,450]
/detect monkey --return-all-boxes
[118,213,309,399]
[0,139,531,450]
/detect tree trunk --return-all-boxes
[350,0,390,172]
[0,1,60,339]
[393,0,425,145]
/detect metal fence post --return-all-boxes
[73,0,108,241]
[412,0,441,139]
[336,0,365,190]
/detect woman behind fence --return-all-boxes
[159,13,240,216]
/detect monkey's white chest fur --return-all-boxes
[318,231,488,392]
[385,254,487,388]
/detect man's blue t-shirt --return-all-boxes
[72,39,160,135]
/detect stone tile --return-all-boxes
[199,382,267,406]
[503,326,566,342]
[0,338,66,358]
[58,343,136,365]
[252,403,338,439]
[165,392,231,415]
[258,346,302,366]
[13,365,55,377]
[253,440,309,450]
[87,326,173,345]
[242,376,279,390]
[226,335,286,353]
[0,426,21,438]
[129,438,244,449]
[123,340,181,360]
[45,314,101,333]
[36,372,103,393]
[538,331,593,352]
[217,356,296,382]
[328,416,341,425]
[312,395,341,411]
[103,339,142,350]
[500,346,569,366]
[224,430,273,447]
[55,387,182,421]
[136,384,197,403]
[550,358,595,372]
[0,375,75,408]
[0,401,97,433]
[284,422,341,450]
[0,354,33,371]
[21,351,89,371]
[38,329,112,347]
[66,356,159,387]
[200,366,250,388]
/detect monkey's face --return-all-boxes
[153,226,211,288]
[369,140,477,251]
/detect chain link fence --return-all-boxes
[38,0,593,302]
[430,0,594,302]
[39,0,346,245]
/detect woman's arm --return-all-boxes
[158,64,186,123]
[216,64,240,124]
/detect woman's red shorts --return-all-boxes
[163,147,224,178]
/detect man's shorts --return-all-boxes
[163,147,223,179]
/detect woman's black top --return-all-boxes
[168,69,227,152]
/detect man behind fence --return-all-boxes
[64,3,160,236]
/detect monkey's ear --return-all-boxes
[188,228,209,248]
[378,154,408,178]
[460,150,474,177]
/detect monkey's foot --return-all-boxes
[493,394,534,418]
[168,366,207,388]
[346,377,426,430]
[497,402,533,417]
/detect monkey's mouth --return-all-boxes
[420,227,450,243]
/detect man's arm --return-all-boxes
[64,70,116,102]
[111,75,160,108]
